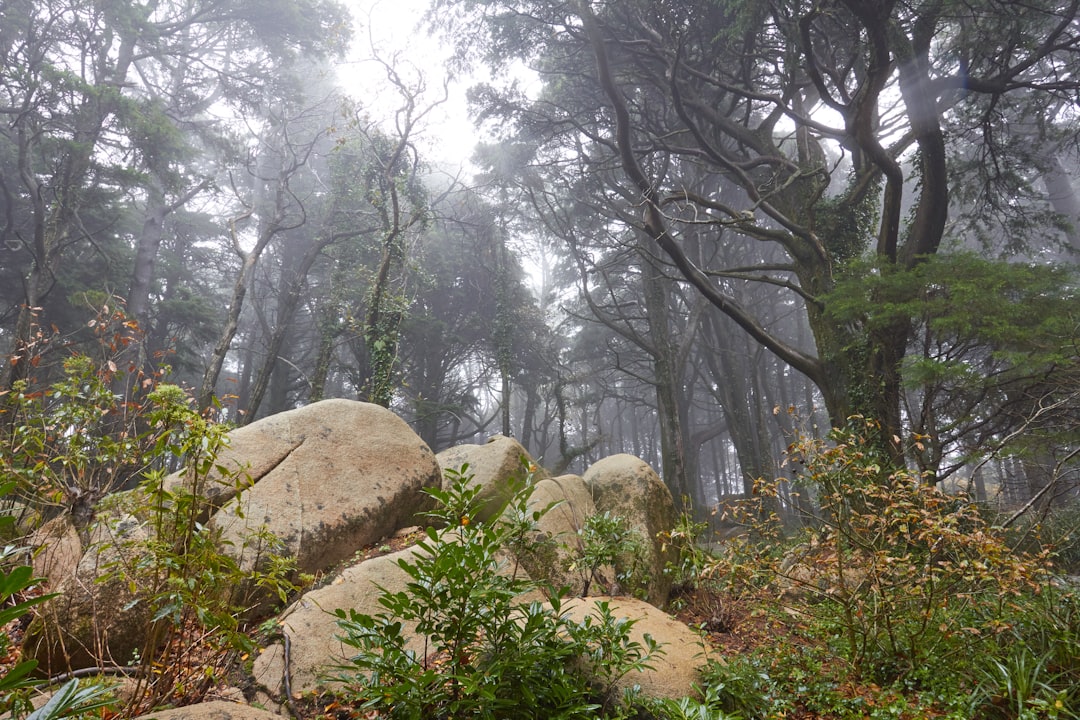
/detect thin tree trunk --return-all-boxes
[244,234,326,421]
[198,198,281,411]
[641,245,691,509]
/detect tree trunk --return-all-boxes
[701,313,772,496]
[200,248,258,411]
[309,336,333,403]
[640,245,691,510]
[520,384,539,454]
[199,198,283,411]
[244,233,325,422]
[1042,153,1080,254]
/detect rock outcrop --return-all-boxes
[23,513,156,675]
[209,399,442,576]
[24,399,441,674]
[557,596,712,701]
[435,435,545,521]
[583,455,678,606]
[29,514,82,589]
[131,701,282,720]
[251,544,430,699]
[22,402,702,711]
[514,474,596,596]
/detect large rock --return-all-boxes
[558,596,712,702]
[131,701,282,720]
[252,539,539,699]
[511,474,597,596]
[209,399,441,577]
[23,400,439,674]
[436,435,545,522]
[23,513,156,675]
[252,544,429,699]
[583,455,678,607]
[29,514,83,589]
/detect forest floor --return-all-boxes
[669,585,934,719]
[299,554,960,720]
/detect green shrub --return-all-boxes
[572,510,649,598]
[642,683,743,720]
[1,525,114,720]
[968,582,1080,719]
[660,510,711,594]
[498,460,562,585]
[2,352,298,713]
[98,383,298,710]
[771,419,1048,682]
[1,354,159,534]
[971,643,1076,719]
[699,654,780,718]
[332,464,662,719]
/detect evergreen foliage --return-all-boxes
[333,464,662,719]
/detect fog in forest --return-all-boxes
[1,0,1078,518]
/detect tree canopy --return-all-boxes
[431,0,1080,475]
[0,0,1077,508]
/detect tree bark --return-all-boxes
[244,232,327,422]
[640,242,691,509]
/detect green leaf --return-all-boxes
[26,679,114,720]
[0,659,39,694]
[0,565,37,599]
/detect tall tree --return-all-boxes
[434,0,1080,470]
[0,0,348,390]
[198,89,329,410]
[356,82,434,408]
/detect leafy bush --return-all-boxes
[660,511,711,594]
[97,383,298,710]
[698,631,978,720]
[699,654,780,718]
[1,546,56,716]
[698,482,788,599]
[642,683,742,720]
[697,418,1062,717]
[498,461,562,585]
[968,582,1080,719]
[1,354,158,534]
[767,419,1047,681]
[3,351,297,713]
[333,464,661,719]
[571,510,649,598]
[1,527,114,720]
[972,644,1076,719]
[0,302,187,537]
[19,679,116,720]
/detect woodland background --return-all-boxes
[1,0,1078,519]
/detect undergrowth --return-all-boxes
[698,418,1077,719]
[331,463,665,719]
[3,319,1075,720]
[1,311,298,717]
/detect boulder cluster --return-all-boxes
[23,399,714,718]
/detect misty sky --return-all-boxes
[339,0,478,168]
